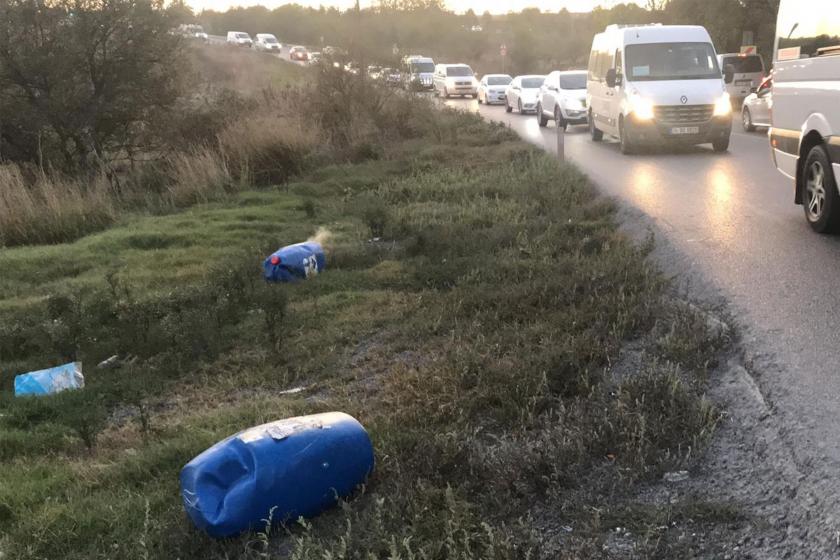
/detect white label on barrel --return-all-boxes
[238,419,324,443]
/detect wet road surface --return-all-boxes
[446,95,840,467]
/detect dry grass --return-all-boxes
[218,111,321,187]
[0,165,116,247]
[165,148,233,208]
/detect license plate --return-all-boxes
[735,79,752,85]
[671,126,700,135]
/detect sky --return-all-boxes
[187,0,643,14]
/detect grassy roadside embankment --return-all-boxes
[0,50,734,559]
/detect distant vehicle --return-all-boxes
[178,24,205,38]
[289,46,309,62]
[770,0,840,233]
[403,56,435,90]
[195,31,208,41]
[309,52,322,64]
[718,53,766,103]
[367,65,383,80]
[255,33,282,52]
[504,75,546,114]
[741,75,772,132]
[470,25,483,32]
[381,67,402,86]
[433,64,478,98]
[226,31,253,48]
[345,62,360,75]
[587,24,733,154]
[537,70,588,129]
[477,74,512,104]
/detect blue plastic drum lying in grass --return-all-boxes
[180,412,374,538]
[263,241,325,282]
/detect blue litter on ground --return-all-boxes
[180,411,375,538]
[263,241,325,282]
[14,362,84,397]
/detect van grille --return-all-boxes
[654,105,714,124]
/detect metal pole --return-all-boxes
[556,121,565,162]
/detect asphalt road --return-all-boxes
[445,95,840,468]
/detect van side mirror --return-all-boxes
[605,68,617,88]
[723,64,735,84]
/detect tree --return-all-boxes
[0,0,183,172]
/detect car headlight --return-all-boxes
[713,93,732,117]
[630,95,655,120]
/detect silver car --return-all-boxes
[741,75,772,132]
[477,74,512,104]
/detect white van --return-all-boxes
[771,0,840,233]
[587,24,734,154]
[226,31,253,48]
[433,64,478,99]
[717,53,766,102]
[403,56,435,91]
[255,33,281,52]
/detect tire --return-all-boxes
[537,104,548,127]
[742,108,756,132]
[712,135,730,153]
[554,107,567,131]
[444,88,450,99]
[589,110,603,142]
[471,93,477,99]
[478,93,483,104]
[505,100,512,113]
[517,99,523,114]
[619,117,636,155]
[802,145,840,233]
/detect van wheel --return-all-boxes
[555,107,567,131]
[537,104,548,127]
[803,145,840,233]
[589,111,603,142]
[505,101,512,113]
[619,117,635,155]
[742,108,755,132]
[712,135,730,153]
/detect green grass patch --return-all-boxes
[0,108,732,558]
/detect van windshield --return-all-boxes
[447,66,474,77]
[626,42,721,81]
[262,37,278,44]
[236,33,250,39]
[410,62,435,73]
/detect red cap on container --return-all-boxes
[270,255,281,265]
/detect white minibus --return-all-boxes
[587,24,734,154]
[771,1,840,233]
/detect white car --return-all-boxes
[226,31,253,48]
[771,0,840,233]
[433,64,478,98]
[255,34,282,52]
[194,31,208,42]
[477,74,512,104]
[741,75,772,132]
[537,70,588,129]
[587,24,733,154]
[505,75,546,114]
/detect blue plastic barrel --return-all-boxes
[180,412,374,538]
[263,241,325,282]
[14,362,84,397]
